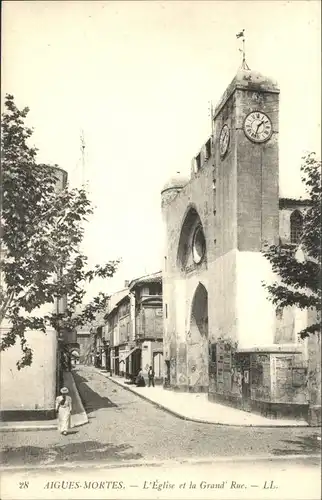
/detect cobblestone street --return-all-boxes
[1,365,321,469]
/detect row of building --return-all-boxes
[77,271,164,384]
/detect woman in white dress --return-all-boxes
[55,387,72,435]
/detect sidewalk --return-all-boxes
[64,370,88,429]
[99,371,309,427]
[0,370,88,432]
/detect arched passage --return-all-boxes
[186,283,209,390]
[190,283,208,340]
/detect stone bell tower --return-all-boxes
[161,64,310,420]
[212,68,280,257]
[160,68,281,391]
[210,68,280,349]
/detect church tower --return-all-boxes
[160,67,281,391]
[212,68,280,257]
[211,69,280,349]
[161,59,309,419]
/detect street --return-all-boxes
[1,365,321,469]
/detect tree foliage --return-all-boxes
[0,94,119,368]
[263,152,321,338]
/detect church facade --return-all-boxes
[161,69,319,422]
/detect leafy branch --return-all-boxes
[1,94,120,368]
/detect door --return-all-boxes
[115,346,119,375]
[236,353,251,411]
[165,360,170,386]
[132,349,141,378]
[153,352,163,378]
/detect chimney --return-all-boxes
[124,280,129,288]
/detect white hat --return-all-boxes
[60,387,69,394]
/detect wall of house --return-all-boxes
[108,312,118,347]
[0,327,57,418]
[139,305,163,339]
[118,300,130,345]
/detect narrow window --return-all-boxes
[195,153,201,171]
[205,138,212,159]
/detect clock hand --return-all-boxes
[255,120,265,137]
[257,120,265,131]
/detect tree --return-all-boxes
[263,152,321,338]
[0,94,119,368]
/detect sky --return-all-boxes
[2,0,321,299]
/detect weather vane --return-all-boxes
[236,29,250,70]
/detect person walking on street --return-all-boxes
[136,368,145,387]
[55,387,72,435]
[148,366,155,387]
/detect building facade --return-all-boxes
[104,287,129,376]
[161,68,319,423]
[129,272,163,382]
[77,325,94,365]
[106,272,163,383]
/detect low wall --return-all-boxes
[0,328,58,420]
[208,344,309,421]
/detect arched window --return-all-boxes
[177,207,207,269]
[192,225,206,264]
[290,210,303,244]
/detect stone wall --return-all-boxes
[209,345,308,419]
[307,332,321,425]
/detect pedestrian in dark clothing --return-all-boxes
[136,369,145,387]
[148,366,155,387]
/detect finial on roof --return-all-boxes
[236,29,250,70]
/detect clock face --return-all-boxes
[244,111,272,143]
[219,124,230,157]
